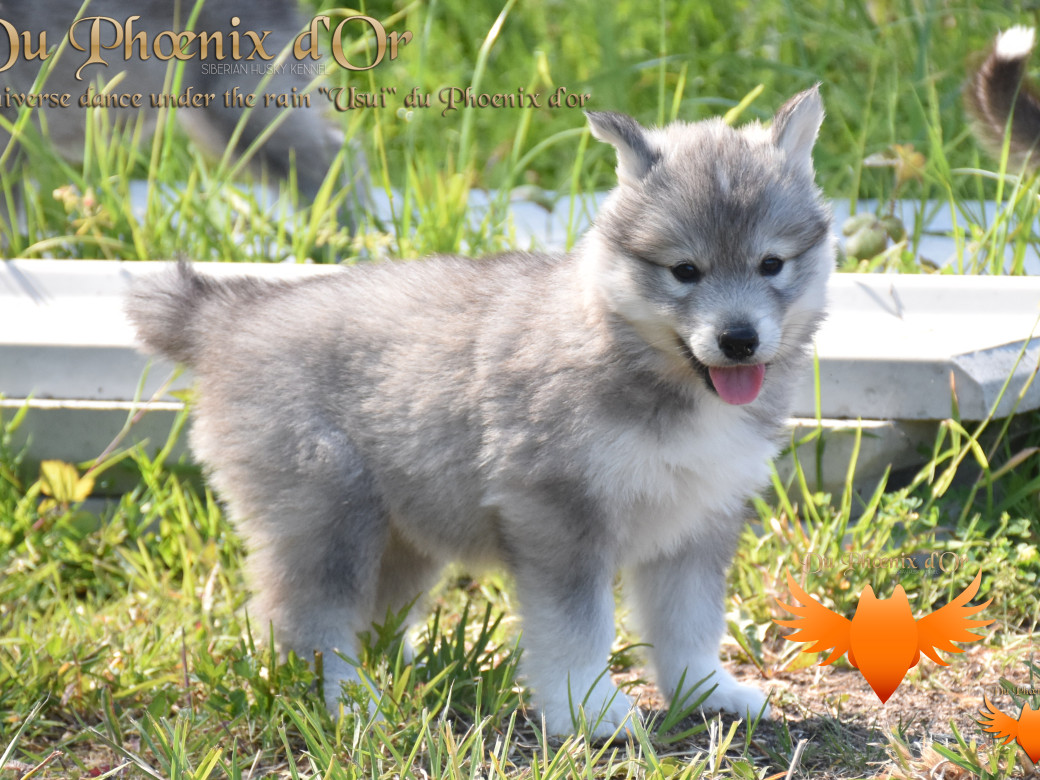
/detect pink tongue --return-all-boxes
[708,364,766,405]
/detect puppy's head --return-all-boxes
[582,88,834,406]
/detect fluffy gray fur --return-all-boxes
[965,26,1040,170]
[126,86,834,738]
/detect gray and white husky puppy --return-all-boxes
[126,86,834,738]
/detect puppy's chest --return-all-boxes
[588,409,777,563]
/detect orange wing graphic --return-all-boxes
[847,583,918,703]
[774,569,852,666]
[776,567,992,704]
[914,571,993,666]
[978,695,1021,745]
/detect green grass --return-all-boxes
[3,0,1039,261]
[2,372,1039,777]
[3,0,1040,777]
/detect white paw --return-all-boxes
[400,635,417,665]
[540,676,639,739]
[700,676,770,719]
[321,657,387,723]
[323,664,363,709]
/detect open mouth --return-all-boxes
[676,336,766,405]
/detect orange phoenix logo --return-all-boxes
[978,697,1040,763]
[774,569,992,703]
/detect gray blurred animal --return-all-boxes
[0,0,360,220]
[966,26,1040,170]
[127,87,833,737]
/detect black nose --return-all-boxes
[718,326,759,360]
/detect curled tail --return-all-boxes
[125,261,277,366]
[125,261,214,366]
[966,26,1040,169]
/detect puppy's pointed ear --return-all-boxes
[586,111,660,185]
[772,85,824,176]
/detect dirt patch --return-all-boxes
[609,642,1040,779]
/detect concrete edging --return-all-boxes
[4,259,1040,493]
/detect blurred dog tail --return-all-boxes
[966,26,1040,169]
[125,261,271,366]
[125,261,213,365]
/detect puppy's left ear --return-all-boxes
[586,111,660,186]
[772,85,824,176]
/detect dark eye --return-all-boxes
[671,263,703,283]
[760,255,784,276]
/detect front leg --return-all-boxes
[627,525,769,718]
[513,550,637,738]
[499,495,637,738]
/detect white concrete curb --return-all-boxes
[4,259,1039,493]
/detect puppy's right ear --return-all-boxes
[586,111,660,186]
[771,85,824,177]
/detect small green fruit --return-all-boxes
[845,225,888,260]
[881,215,907,242]
[841,213,875,237]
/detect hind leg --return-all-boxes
[202,424,390,709]
[245,522,385,709]
[371,528,444,661]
